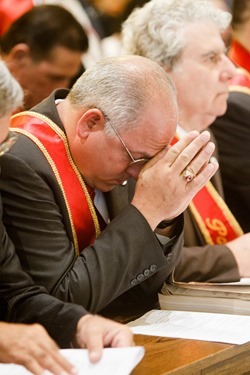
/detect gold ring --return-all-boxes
[182,168,195,182]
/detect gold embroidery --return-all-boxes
[205,218,227,236]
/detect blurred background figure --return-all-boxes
[227,0,250,72]
[100,0,150,57]
[121,0,250,283]
[212,0,250,232]
[0,5,88,110]
[0,0,102,68]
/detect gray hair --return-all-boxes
[0,60,23,117]
[68,55,177,134]
[121,0,232,69]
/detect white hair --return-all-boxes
[0,60,23,117]
[121,0,232,69]
[68,55,177,134]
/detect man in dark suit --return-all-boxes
[121,0,250,283]
[0,60,133,375]
[212,0,250,232]
[0,55,217,320]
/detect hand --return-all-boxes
[0,323,77,375]
[75,314,134,363]
[132,130,218,229]
[227,233,250,277]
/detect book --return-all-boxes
[158,277,250,316]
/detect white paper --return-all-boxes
[128,309,250,345]
[0,346,144,375]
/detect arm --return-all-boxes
[0,152,179,312]
[0,130,215,313]
[0,215,134,370]
[172,207,240,282]
[174,244,240,282]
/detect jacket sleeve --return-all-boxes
[172,204,240,283]
[0,149,184,314]
[173,244,240,282]
[0,203,87,348]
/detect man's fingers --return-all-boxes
[167,131,212,171]
[186,157,219,190]
[181,141,215,178]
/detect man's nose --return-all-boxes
[221,55,236,81]
[126,164,144,180]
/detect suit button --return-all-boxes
[144,269,150,277]
[166,253,173,263]
[131,278,139,286]
[137,273,144,282]
[150,264,157,272]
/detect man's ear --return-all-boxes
[7,43,31,64]
[77,109,106,139]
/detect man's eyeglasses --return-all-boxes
[107,116,149,168]
[0,131,18,157]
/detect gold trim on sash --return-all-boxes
[11,111,100,256]
[189,182,243,244]
[172,134,243,244]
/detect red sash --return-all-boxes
[171,135,243,244]
[11,111,100,256]
[228,39,250,75]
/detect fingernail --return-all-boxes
[201,131,210,141]
[210,156,218,165]
[70,368,79,375]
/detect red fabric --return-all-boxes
[230,69,250,89]
[228,39,250,74]
[11,113,100,253]
[0,0,34,35]
[171,136,243,244]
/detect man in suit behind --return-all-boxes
[121,0,250,283]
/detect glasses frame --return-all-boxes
[106,116,149,167]
[0,131,18,157]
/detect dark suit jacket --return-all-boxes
[212,90,250,233]
[0,89,184,320]
[111,164,240,284]
[0,195,87,348]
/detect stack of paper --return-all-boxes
[128,309,250,344]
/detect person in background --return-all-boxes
[101,0,150,58]
[0,0,104,69]
[121,0,250,283]
[0,55,217,321]
[212,0,250,232]
[0,60,133,375]
[0,4,88,110]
